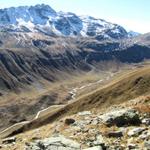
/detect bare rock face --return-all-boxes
[25,135,81,150]
[127,127,147,137]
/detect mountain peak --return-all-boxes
[0,4,56,25]
[0,4,133,40]
[30,3,56,14]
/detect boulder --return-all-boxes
[139,130,150,140]
[89,135,107,150]
[128,127,147,137]
[142,118,150,125]
[144,141,150,150]
[93,135,105,146]
[25,135,81,150]
[78,111,91,116]
[65,118,75,125]
[84,146,103,150]
[99,109,141,127]
[105,131,123,138]
[2,137,16,144]
[128,143,138,149]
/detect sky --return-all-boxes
[0,0,149,33]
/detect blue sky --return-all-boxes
[0,0,149,33]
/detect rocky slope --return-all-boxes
[0,55,150,150]
[0,86,149,149]
[25,99,150,150]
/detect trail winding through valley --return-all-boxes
[0,72,114,139]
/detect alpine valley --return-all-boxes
[0,4,150,150]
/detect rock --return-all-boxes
[128,127,147,137]
[81,128,89,133]
[73,119,92,130]
[78,111,91,116]
[84,146,103,150]
[144,141,150,150]
[108,145,125,150]
[25,135,81,150]
[31,137,41,141]
[96,135,105,144]
[91,135,107,150]
[91,119,99,125]
[99,109,141,127]
[88,129,99,135]
[2,137,16,144]
[128,143,138,149]
[65,118,75,125]
[142,118,150,125]
[105,131,123,138]
[139,130,150,140]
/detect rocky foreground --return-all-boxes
[0,96,149,150]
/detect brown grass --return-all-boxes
[134,104,150,113]
[8,66,150,135]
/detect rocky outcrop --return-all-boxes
[25,135,81,150]
[127,127,147,137]
[98,109,141,127]
[24,106,150,150]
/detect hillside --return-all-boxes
[1,65,149,134]
[0,32,150,133]
[0,65,149,149]
[0,32,150,94]
[0,4,150,149]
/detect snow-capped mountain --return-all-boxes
[0,4,129,40]
[128,31,141,37]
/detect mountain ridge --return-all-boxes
[0,4,131,40]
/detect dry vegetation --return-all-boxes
[1,64,148,136]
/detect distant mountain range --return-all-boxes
[0,4,139,40]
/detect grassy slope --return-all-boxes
[17,65,150,132]
[1,65,150,138]
[64,66,150,113]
